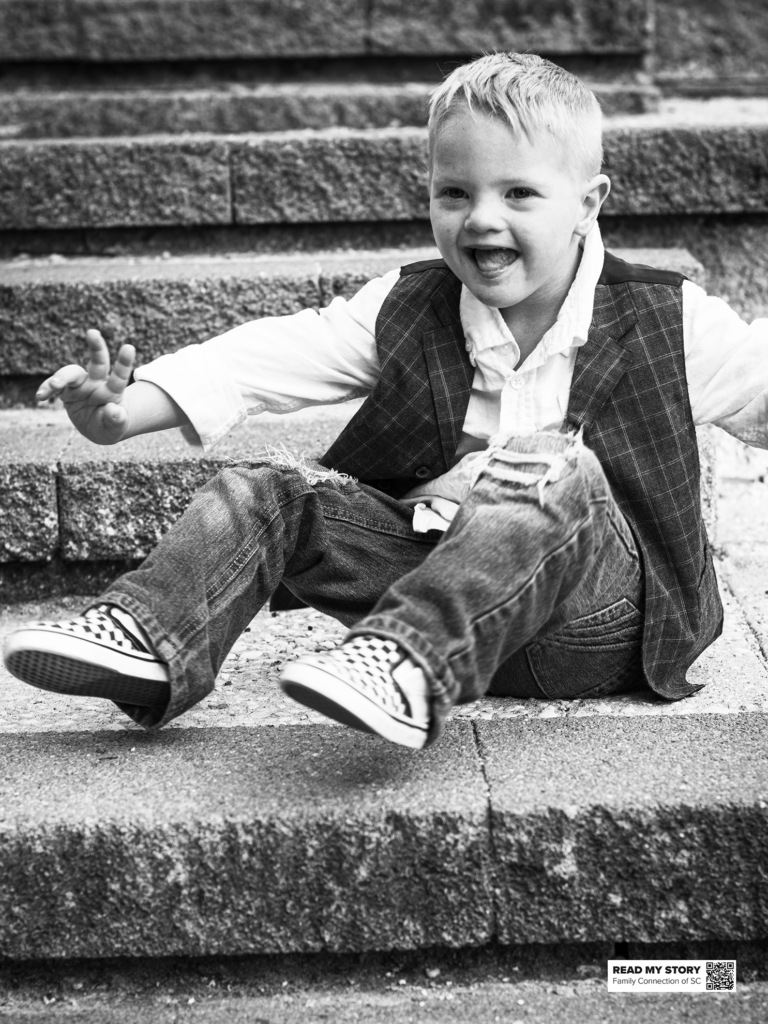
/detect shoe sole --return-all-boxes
[280,661,428,749]
[4,631,170,707]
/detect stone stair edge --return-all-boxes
[0,245,443,281]
[0,81,662,140]
[0,244,702,281]
[2,121,768,232]
[4,94,764,141]
[0,416,717,564]
[0,712,765,959]
[0,81,653,97]
[4,108,768,144]
[0,246,704,381]
[0,413,353,563]
[0,0,650,64]
[0,81,658,100]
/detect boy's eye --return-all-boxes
[440,187,467,200]
[509,187,535,200]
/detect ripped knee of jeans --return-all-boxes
[480,428,585,506]
[249,444,356,487]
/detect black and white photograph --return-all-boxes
[0,0,766,1019]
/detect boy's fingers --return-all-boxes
[35,379,56,401]
[105,344,136,396]
[85,329,111,381]
[38,365,89,398]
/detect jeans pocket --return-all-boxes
[526,598,644,699]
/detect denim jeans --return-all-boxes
[104,431,645,738]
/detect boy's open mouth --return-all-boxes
[470,247,519,274]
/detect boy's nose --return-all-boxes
[463,199,506,235]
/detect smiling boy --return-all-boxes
[5,53,764,747]
[429,76,608,362]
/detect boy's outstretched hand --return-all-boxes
[37,330,135,445]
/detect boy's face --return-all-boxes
[429,106,602,322]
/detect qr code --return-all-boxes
[706,961,735,991]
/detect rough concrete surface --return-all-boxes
[0,0,366,62]
[231,128,428,225]
[10,82,431,138]
[368,0,650,55]
[0,423,62,561]
[0,723,494,958]
[0,265,323,375]
[1,978,766,1024]
[3,116,768,231]
[197,121,768,224]
[654,0,768,85]
[0,137,232,230]
[603,123,768,215]
[0,245,694,376]
[0,248,438,375]
[480,714,768,944]
[0,0,644,63]
[0,712,765,957]
[0,82,659,141]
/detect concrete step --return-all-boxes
[0,0,649,63]
[0,410,718,598]
[0,452,763,964]
[0,435,763,984]
[0,405,355,564]
[0,558,766,959]
[0,80,660,140]
[0,710,766,960]
[2,106,768,233]
[654,0,768,96]
[0,246,704,387]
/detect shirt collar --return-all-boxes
[459,223,605,368]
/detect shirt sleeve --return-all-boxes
[133,268,401,450]
[683,279,768,447]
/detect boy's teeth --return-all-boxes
[474,248,517,272]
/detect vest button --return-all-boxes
[414,466,431,479]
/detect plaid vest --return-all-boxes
[320,252,723,699]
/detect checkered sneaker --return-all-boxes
[3,604,170,707]
[41,604,147,649]
[279,635,430,749]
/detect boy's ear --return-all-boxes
[576,174,611,237]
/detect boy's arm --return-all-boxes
[684,282,768,445]
[38,329,189,445]
[43,267,399,450]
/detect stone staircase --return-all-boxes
[0,0,767,1003]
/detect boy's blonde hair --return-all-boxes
[428,52,603,182]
